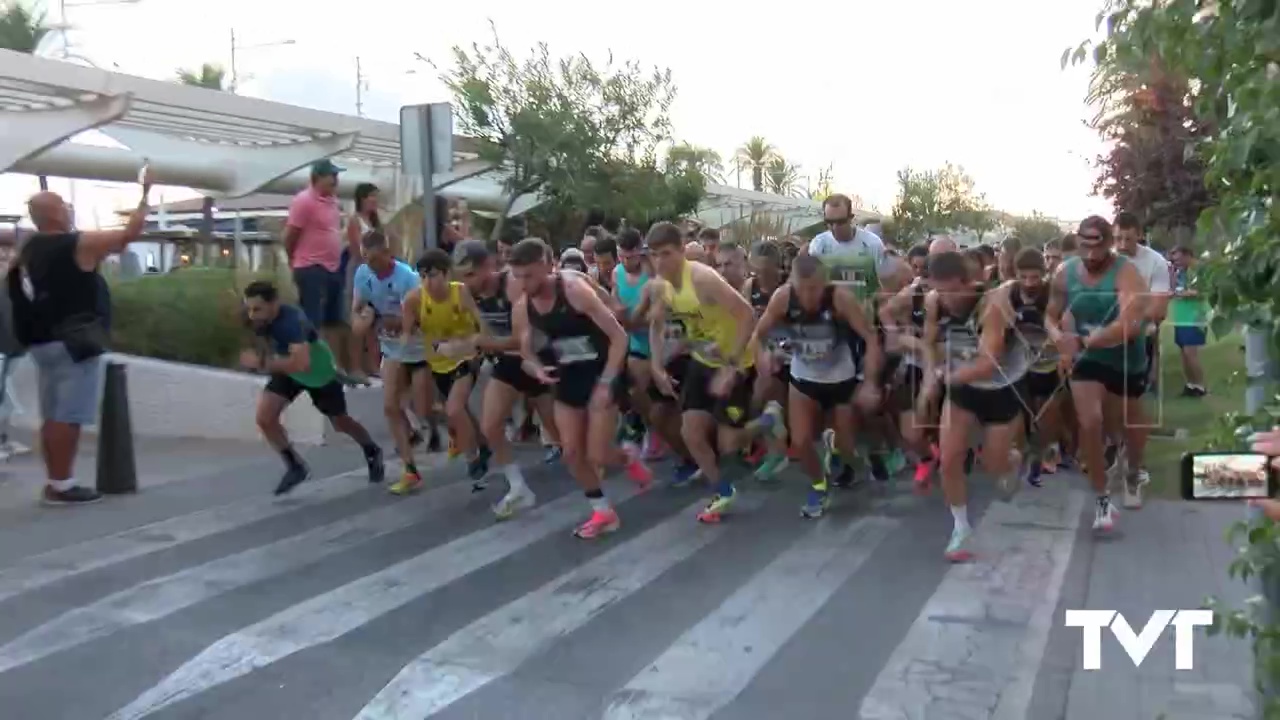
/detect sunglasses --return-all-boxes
[825,217,851,226]
[1078,233,1103,242]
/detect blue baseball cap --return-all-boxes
[310,159,345,176]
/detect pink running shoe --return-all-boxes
[574,508,620,539]
[622,443,654,491]
[913,459,934,495]
[642,431,667,461]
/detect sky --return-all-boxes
[0,0,1113,227]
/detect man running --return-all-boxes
[1046,215,1149,532]
[510,238,643,539]
[401,249,491,494]
[351,231,429,489]
[744,241,791,479]
[647,222,758,523]
[918,251,1030,561]
[453,241,561,517]
[1008,248,1067,480]
[241,280,384,495]
[752,254,881,517]
[714,242,748,291]
[612,229,677,461]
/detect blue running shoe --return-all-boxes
[671,462,700,488]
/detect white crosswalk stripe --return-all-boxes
[0,464,1177,720]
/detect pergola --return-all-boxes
[0,49,859,236]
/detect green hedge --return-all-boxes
[109,268,294,368]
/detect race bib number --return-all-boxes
[480,312,511,336]
[794,338,835,361]
[553,336,599,363]
[830,266,867,291]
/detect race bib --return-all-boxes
[481,312,512,336]
[552,336,599,363]
[794,338,835,361]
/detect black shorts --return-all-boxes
[433,360,479,399]
[789,374,858,412]
[680,358,756,428]
[774,361,791,383]
[649,354,692,404]
[1023,370,1062,400]
[489,355,549,397]
[947,383,1022,425]
[628,349,650,360]
[551,361,624,410]
[265,374,347,417]
[1072,359,1147,399]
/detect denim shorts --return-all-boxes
[28,341,103,425]
[293,265,346,328]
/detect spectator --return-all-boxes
[7,169,152,505]
[581,226,608,269]
[1168,245,1209,396]
[344,183,384,381]
[285,159,348,368]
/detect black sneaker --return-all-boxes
[869,454,890,482]
[409,429,424,447]
[366,446,386,484]
[41,485,103,506]
[831,463,856,489]
[427,430,442,453]
[274,464,311,496]
[468,445,492,483]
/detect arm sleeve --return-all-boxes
[351,265,371,303]
[272,307,307,347]
[1148,253,1172,293]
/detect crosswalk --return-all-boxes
[0,458,1117,719]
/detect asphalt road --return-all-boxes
[0,445,1259,720]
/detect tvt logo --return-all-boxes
[1064,609,1214,670]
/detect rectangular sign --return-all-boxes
[399,102,454,178]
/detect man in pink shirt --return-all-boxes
[285,159,348,361]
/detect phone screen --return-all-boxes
[1190,453,1270,499]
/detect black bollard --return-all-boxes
[96,361,137,494]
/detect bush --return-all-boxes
[109,268,294,368]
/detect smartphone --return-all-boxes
[1181,451,1278,500]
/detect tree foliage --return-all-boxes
[1071,1,1280,713]
[436,24,705,239]
[734,136,777,192]
[765,156,802,197]
[891,163,990,242]
[0,1,49,53]
[175,63,228,91]
[666,142,724,184]
[1011,211,1063,248]
[808,165,835,202]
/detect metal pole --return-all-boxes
[419,106,437,251]
[355,56,363,117]
[229,28,238,93]
[60,0,69,58]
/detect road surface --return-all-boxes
[0,445,1259,720]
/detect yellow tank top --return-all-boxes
[418,282,478,373]
[663,262,753,369]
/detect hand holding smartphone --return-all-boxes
[1181,451,1278,500]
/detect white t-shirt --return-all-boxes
[806,227,891,272]
[1123,245,1171,293]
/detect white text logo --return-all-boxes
[1064,609,1214,670]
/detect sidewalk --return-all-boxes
[1035,496,1259,720]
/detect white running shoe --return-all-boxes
[1092,499,1116,533]
[1123,468,1150,509]
[493,487,536,520]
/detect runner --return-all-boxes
[351,231,429,490]
[647,221,759,523]
[744,241,791,480]
[751,254,882,518]
[713,242,748,291]
[917,251,1030,561]
[509,237,646,539]
[880,242,936,490]
[453,241,561,517]
[401,249,491,493]
[1008,247,1066,481]
[240,280,385,495]
[594,236,618,295]
[1046,215,1149,532]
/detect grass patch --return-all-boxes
[1143,326,1247,498]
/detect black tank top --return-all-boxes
[473,272,513,337]
[15,233,102,345]
[1009,286,1047,328]
[784,285,850,344]
[910,282,928,330]
[526,274,608,366]
[748,276,771,313]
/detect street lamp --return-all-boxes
[355,56,416,117]
[228,30,296,94]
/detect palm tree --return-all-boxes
[733,136,777,192]
[666,142,725,184]
[0,1,50,53]
[2,2,52,189]
[807,164,836,202]
[176,63,227,91]
[765,157,802,197]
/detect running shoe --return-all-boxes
[1025,461,1044,489]
[468,445,492,483]
[869,453,890,483]
[832,463,856,489]
[697,489,737,523]
[622,443,653,490]
[945,526,974,562]
[573,508,620,539]
[41,485,103,506]
[743,439,767,466]
[274,464,311,496]
[757,401,788,441]
[389,467,423,495]
[427,429,442,453]
[754,453,790,483]
[821,429,840,477]
[912,458,934,495]
[448,431,461,459]
[886,448,907,476]
[1041,443,1060,474]
[671,462,701,488]
[366,446,386,484]
[1123,468,1150,510]
[800,486,830,519]
[1093,497,1116,532]
[542,444,563,464]
[642,431,667,461]
[493,487,536,520]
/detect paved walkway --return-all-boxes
[0,441,1260,719]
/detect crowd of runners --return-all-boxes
[242,193,1173,563]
